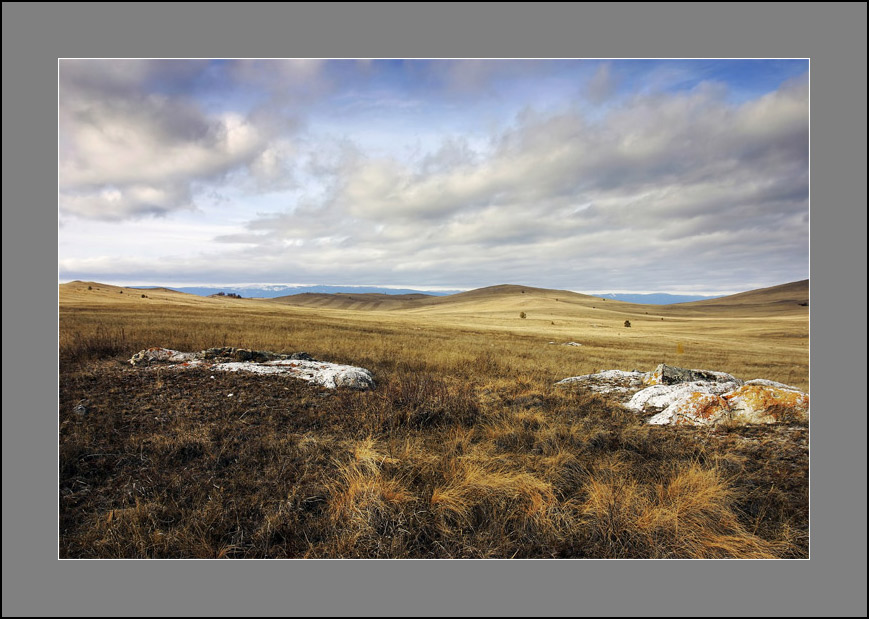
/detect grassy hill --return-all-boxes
[58,278,809,558]
[59,279,809,390]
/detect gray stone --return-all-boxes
[645,363,742,386]
[556,364,807,426]
[129,347,375,390]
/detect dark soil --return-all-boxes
[60,358,808,558]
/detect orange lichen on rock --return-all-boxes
[724,384,809,423]
[650,391,730,426]
[645,383,808,426]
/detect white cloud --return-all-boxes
[221,75,808,290]
[59,60,298,220]
[59,62,809,293]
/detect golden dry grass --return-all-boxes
[60,280,808,390]
[58,280,809,558]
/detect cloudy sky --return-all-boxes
[58,59,809,295]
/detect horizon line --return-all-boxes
[57,278,809,298]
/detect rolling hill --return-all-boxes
[672,279,808,308]
[262,280,809,319]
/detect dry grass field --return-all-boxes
[59,280,809,558]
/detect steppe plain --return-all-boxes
[59,280,809,558]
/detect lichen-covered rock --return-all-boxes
[557,364,807,426]
[646,391,731,426]
[129,347,375,390]
[555,370,647,395]
[722,384,809,424]
[212,359,375,390]
[130,347,198,365]
[646,383,809,426]
[643,363,743,387]
[626,381,742,415]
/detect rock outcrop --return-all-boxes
[212,359,375,390]
[129,347,375,390]
[130,347,198,365]
[556,370,647,395]
[557,363,807,426]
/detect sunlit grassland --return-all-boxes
[59,281,809,558]
[60,281,808,390]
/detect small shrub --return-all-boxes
[87,286,92,290]
[624,320,631,328]
[519,312,527,319]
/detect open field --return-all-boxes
[59,280,809,558]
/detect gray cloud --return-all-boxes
[59,60,300,220]
[59,64,809,294]
[585,62,618,104]
[212,74,808,291]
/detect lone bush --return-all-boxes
[519,312,527,319]
[624,320,631,328]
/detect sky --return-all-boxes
[58,59,809,295]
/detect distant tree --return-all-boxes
[87,285,92,290]
[624,320,631,328]
[519,312,527,319]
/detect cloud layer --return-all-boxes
[59,60,809,294]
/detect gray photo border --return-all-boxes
[4,2,866,617]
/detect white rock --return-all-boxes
[212,359,375,390]
[723,383,809,424]
[557,364,808,426]
[129,347,376,390]
[130,347,197,365]
[556,370,648,395]
[626,381,742,414]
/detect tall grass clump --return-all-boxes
[578,458,779,558]
[60,323,128,363]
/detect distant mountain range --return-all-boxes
[127,285,721,305]
[132,285,463,299]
